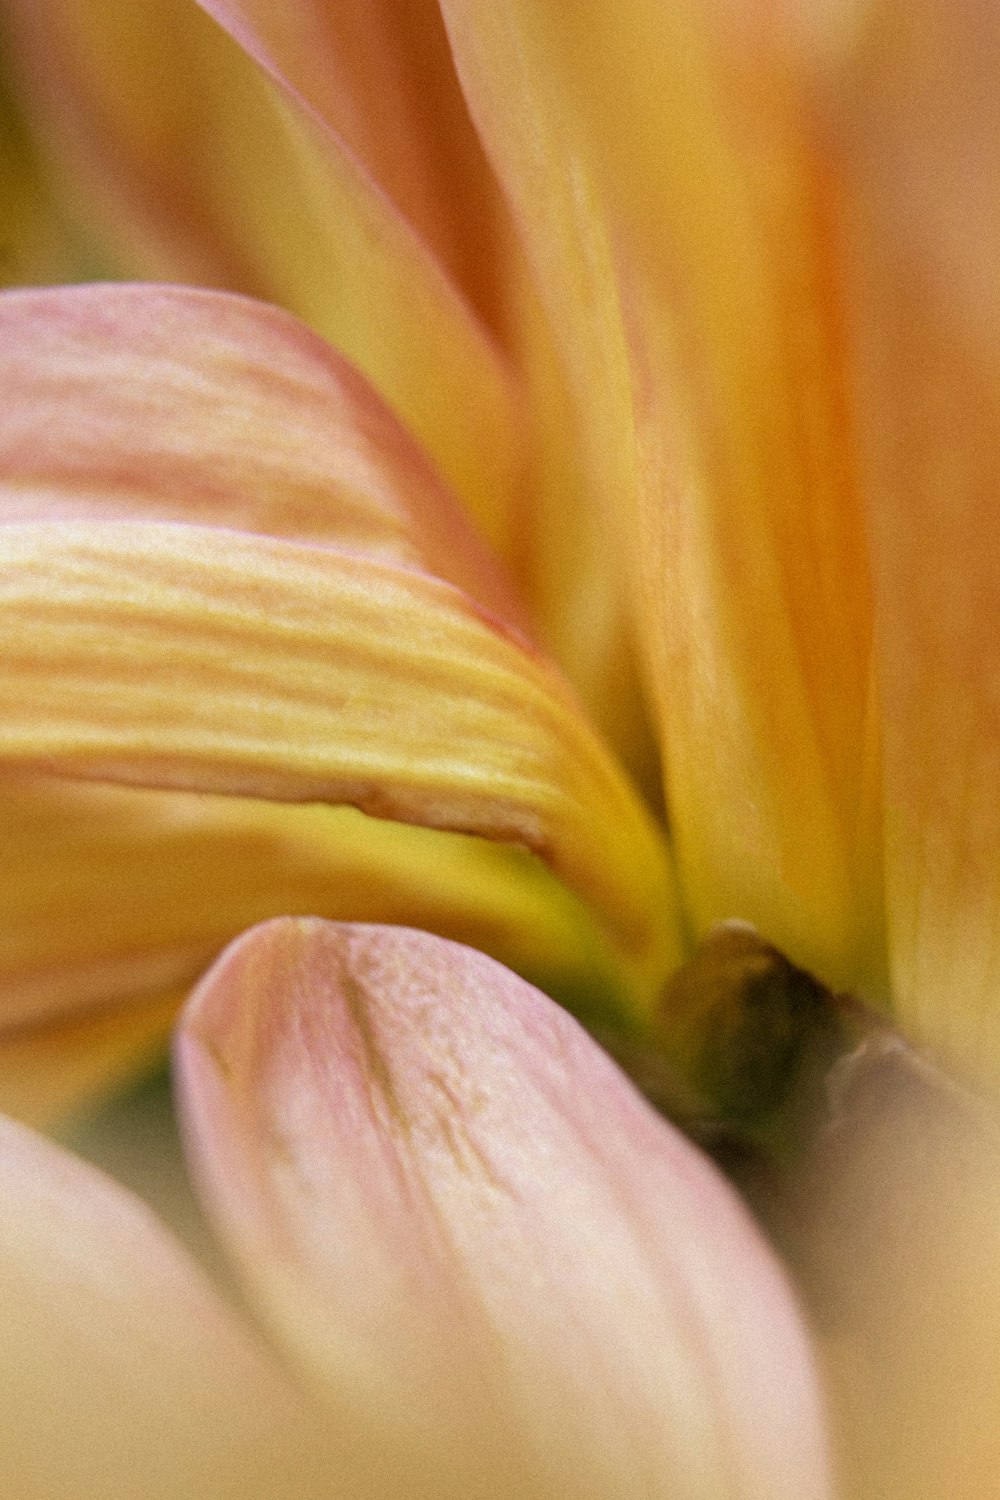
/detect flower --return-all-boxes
[0,0,999,1491]
[0,916,831,1497]
[2,0,998,1094]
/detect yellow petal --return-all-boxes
[439,0,656,772]
[199,0,508,335]
[443,0,881,993]
[2,0,523,554]
[0,518,678,1008]
[0,1113,330,1498]
[2,774,639,1035]
[178,917,832,1500]
[0,282,680,1067]
[0,989,179,1129]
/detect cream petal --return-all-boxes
[780,1032,1000,1500]
[0,1111,329,1499]
[178,917,832,1500]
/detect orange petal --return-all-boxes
[2,0,523,554]
[178,917,832,1500]
[800,0,1000,1082]
[0,1112,329,1497]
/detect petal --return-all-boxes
[796,0,1000,1085]
[198,0,661,768]
[197,0,508,334]
[0,63,80,288]
[0,988,178,1128]
[2,0,523,554]
[2,774,636,1035]
[0,1112,328,1498]
[178,918,832,1500]
[780,1033,1000,1500]
[439,0,658,770]
[442,0,881,993]
[0,282,681,1032]
[0,282,526,633]
[0,518,678,1011]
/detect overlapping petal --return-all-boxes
[0,284,682,1033]
[0,519,675,987]
[0,1111,329,1498]
[178,917,831,1500]
[0,283,525,629]
[1,0,523,554]
[441,0,882,995]
[3,0,663,765]
[197,0,507,334]
[2,775,634,1046]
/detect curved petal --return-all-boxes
[178,917,832,1500]
[196,0,507,334]
[0,517,679,1008]
[0,1112,329,1498]
[1,0,523,554]
[0,282,681,1038]
[2,775,636,1036]
[0,282,526,633]
[441,0,881,993]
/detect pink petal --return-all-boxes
[0,284,682,1018]
[178,917,831,1500]
[1,0,523,553]
[0,282,525,632]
